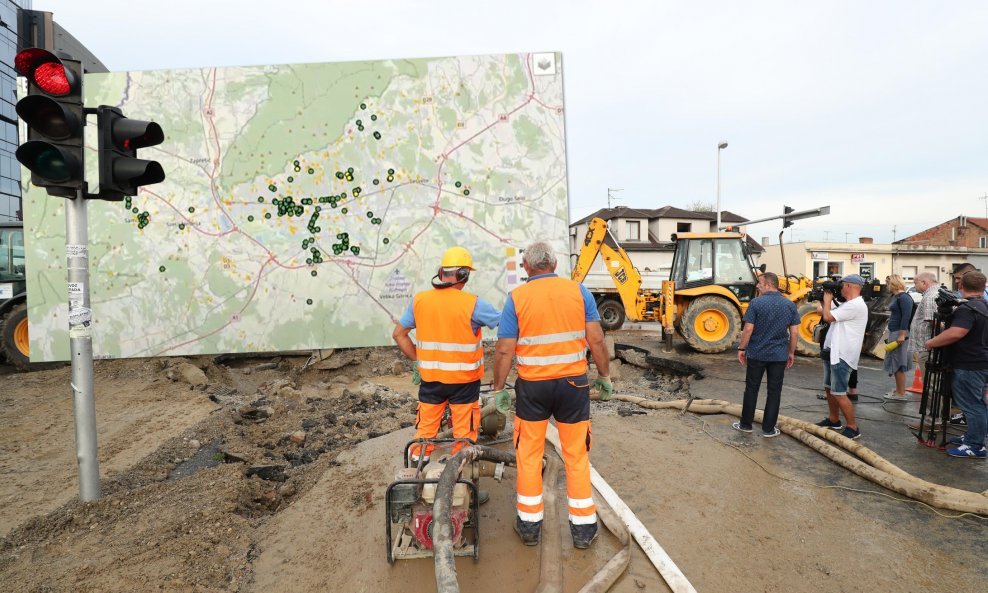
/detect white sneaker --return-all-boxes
[883,392,910,401]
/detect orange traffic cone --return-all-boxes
[906,368,924,394]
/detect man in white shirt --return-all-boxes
[815,274,869,439]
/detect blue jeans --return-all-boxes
[823,359,852,395]
[951,369,988,449]
[740,358,785,433]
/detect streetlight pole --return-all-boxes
[716,142,728,230]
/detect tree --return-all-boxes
[685,200,715,212]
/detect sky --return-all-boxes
[35,0,988,244]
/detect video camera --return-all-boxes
[807,276,846,303]
[807,275,884,303]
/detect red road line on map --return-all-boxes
[525,53,563,112]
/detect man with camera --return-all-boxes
[924,271,988,459]
[815,274,869,439]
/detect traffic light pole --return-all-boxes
[66,188,100,501]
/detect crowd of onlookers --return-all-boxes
[733,266,988,460]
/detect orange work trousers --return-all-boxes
[410,379,481,462]
[513,374,596,526]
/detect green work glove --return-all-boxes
[594,376,613,401]
[411,365,422,386]
[494,389,512,414]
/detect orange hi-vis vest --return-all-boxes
[512,276,588,380]
[413,288,484,384]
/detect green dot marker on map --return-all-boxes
[293,160,300,167]
[178,223,186,230]
[372,179,379,185]
[306,299,313,305]
[130,207,138,214]
[373,131,381,140]
[188,207,195,213]
[347,167,354,174]
[258,196,264,202]
[371,114,377,121]
[387,168,395,175]
[269,184,277,192]
[341,208,348,214]
[287,176,294,183]
[367,211,374,218]
[455,181,462,188]
[247,215,254,222]
[336,172,344,179]
[308,168,315,174]
[464,189,470,196]
[360,103,366,110]
[383,238,390,244]
[265,213,271,219]
[158,266,166,272]
[350,246,360,255]
[356,119,362,126]
[306,258,313,265]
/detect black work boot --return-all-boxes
[514,517,542,546]
[570,521,599,549]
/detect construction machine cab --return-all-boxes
[670,233,759,304]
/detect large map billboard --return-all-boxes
[23,52,570,360]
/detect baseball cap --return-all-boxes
[842,274,866,285]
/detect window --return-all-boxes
[684,239,713,283]
[980,236,986,248]
[714,239,755,284]
[901,266,917,280]
[677,222,692,233]
[826,261,843,276]
[627,220,640,240]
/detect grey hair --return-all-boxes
[522,241,557,272]
[914,271,937,284]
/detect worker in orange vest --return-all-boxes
[492,241,612,548]
[392,246,501,470]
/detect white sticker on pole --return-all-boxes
[69,325,92,339]
[66,244,89,259]
[0,283,13,299]
[68,282,84,308]
[69,307,92,327]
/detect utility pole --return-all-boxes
[822,230,830,241]
[892,225,897,242]
[607,188,623,208]
[844,232,851,243]
[980,193,988,219]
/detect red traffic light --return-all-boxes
[14,48,78,97]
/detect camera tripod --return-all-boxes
[913,312,953,447]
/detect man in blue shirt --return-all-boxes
[734,272,800,437]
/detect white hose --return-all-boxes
[545,423,698,593]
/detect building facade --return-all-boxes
[0,0,29,222]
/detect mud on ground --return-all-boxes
[0,345,690,592]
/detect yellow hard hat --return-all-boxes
[440,246,474,269]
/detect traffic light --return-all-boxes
[13,48,85,198]
[97,106,164,200]
[783,206,795,228]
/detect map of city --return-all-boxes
[23,52,570,360]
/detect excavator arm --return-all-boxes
[572,218,647,321]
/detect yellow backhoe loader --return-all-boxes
[571,217,838,355]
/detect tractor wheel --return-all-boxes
[1,302,31,370]
[598,299,626,331]
[795,302,822,357]
[679,296,742,353]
